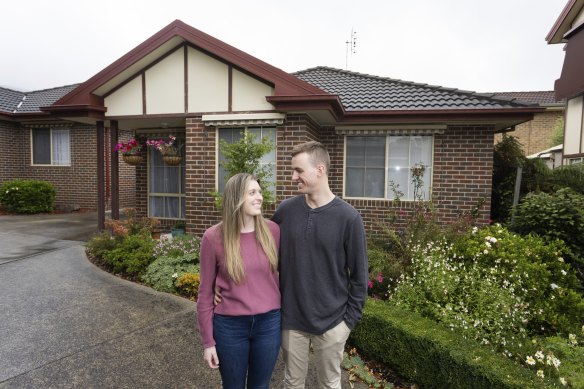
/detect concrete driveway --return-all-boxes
[0,212,366,388]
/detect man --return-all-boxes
[272,141,368,389]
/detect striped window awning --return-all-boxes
[335,124,446,136]
[202,113,286,127]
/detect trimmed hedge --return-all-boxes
[350,299,559,388]
[0,179,56,214]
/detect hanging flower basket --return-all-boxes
[122,155,143,166]
[147,135,182,166]
[162,155,182,166]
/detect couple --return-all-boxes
[197,141,369,389]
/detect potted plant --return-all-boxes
[114,137,143,165]
[146,135,182,165]
[171,221,186,237]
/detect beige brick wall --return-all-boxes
[494,110,564,155]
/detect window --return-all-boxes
[31,128,71,165]
[568,157,583,165]
[148,138,185,219]
[217,127,276,194]
[345,135,433,200]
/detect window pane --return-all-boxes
[32,129,51,164]
[365,168,385,197]
[52,129,70,165]
[346,136,385,198]
[149,196,180,219]
[346,168,365,197]
[147,137,185,219]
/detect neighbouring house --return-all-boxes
[5,20,543,235]
[527,144,564,169]
[547,0,584,166]
[0,85,136,211]
[492,91,565,156]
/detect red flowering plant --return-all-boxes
[146,135,178,156]
[114,137,142,156]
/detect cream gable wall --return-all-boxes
[187,48,229,112]
[564,95,584,155]
[104,76,143,117]
[232,69,274,111]
[145,49,185,114]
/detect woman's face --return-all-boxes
[242,179,263,218]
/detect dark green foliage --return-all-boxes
[85,232,119,259]
[101,233,156,276]
[350,300,559,389]
[512,188,584,284]
[141,253,199,293]
[492,135,526,222]
[0,179,56,214]
[213,130,275,208]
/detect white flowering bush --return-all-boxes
[388,224,583,385]
[153,234,200,260]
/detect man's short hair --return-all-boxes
[291,141,330,174]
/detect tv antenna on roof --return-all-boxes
[345,28,357,69]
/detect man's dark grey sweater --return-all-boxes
[272,195,368,334]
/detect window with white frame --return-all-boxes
[217,127,276,194]
[31,128,71,165]
[345,135,433,200]
[148,138,185,219]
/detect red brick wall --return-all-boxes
[133,115,494,236]
[1,122,135,211]
[0,121,26,182]
[494,110,564,155]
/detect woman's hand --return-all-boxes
[203,346,219,369]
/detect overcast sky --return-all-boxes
[1,0,567,93]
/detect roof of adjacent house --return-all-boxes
[489,91,565,107]
[293,66,536,111]
[0,85,79,114]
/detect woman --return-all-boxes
[197,173,281,389]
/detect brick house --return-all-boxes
[547,0,584,166]
[492,91,565,156]
[8,20,543,235]
[0,85,136,211]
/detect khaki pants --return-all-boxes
[282,321,351,389]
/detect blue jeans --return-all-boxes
[213,309,281,389]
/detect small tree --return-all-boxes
[213,130,275,209]
[549,117,564,148]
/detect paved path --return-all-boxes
[0,213,367,388]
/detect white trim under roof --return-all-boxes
[202,113,285,126]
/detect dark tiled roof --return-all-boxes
[294,66,536,111]
[0,87,25,113]
[0,84,79,114]
[489,91,565,106]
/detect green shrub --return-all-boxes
[0,179,56,214]
[141,253,199,293]
[388,224,584,371]
[102,233,156,276]
[85,232,120,259]
[512,188,584,282]
[351,299,560,388]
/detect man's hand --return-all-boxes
[203,346,219,369]
[213,286,222,306]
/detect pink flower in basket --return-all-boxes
[146,135,178,156]
[114,137,142,156]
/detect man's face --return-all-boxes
[291,152,321,194]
